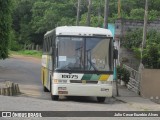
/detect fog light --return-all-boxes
[53,79,58,84]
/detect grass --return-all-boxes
[10,50,42,58]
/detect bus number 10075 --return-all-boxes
[62,75,78,79]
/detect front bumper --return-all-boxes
[51,83,112,97]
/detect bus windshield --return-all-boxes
[56,36,112,71]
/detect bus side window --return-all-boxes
[50,36,52,48]
[43,38,45,52]
[49,36,52,54]
[45,38,47,52]
[43,38,47,53]
[52,35,56,52]
[47,37,50,53]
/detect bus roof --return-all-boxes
[45,26,113,37]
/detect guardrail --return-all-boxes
[123,64,140,94]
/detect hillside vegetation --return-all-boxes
[123,29,160,69]
[11,0,160,50]
[1,0,160,64]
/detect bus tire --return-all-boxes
[50,76,52,92]
[43,86,49,92]
[43,79,49,92]
[97,97,106,103]
[51,95,59,101]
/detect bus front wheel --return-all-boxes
[43,86,49,92]
[97,97,106,103]
[51,95,59,101]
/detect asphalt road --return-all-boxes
[0,55,50,100]
[0,55,160,120]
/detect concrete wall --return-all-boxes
[140,69,160,98]
[119,47,140,70]
[114,19,160,40]
[114,19,160,70]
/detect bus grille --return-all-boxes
[70,80,98,84]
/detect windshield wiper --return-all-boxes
[86,49,98,71]
[87,59,98,71]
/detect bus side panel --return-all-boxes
[41,67,44,84]
[47,55,53,91]
[41,55,49,88]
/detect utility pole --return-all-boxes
[98,0,102,27]
[118,0,121,18]
[140,0,148,65]
[115,0,121,97]
[76,0,81,26]
[139,0,148,91]
[103,0,109,28]
[142,0,148,51]
[119,0,123,42]
[86,0,92,26]
[114,48,119,96]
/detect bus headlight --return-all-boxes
[53,79,67,84]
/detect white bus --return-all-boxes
[41,26,114,102]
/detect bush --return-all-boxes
[15,50,42,57]
[9,29,22,51]
[10,40,22,51]
[142,44,160,69]
[0,0,12,59]
[123,29,160,69]
[117,66,130,84]
[122,28,143,49]
[132,47,141,59]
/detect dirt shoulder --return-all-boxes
[9,54,41,64]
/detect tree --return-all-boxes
[143,44,160,68]
[86,0,92,26]
[11,0,34,49]
[11,0,160,48]
[123,29,160,69]
[76,0,81,25]
[0,0,12,59]
[129,8,144,20]
[30,1,76,45]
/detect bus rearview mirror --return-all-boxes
[113,49,118,59]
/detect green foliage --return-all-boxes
[121,0,137,16]
[123,29,160,69]
[117,66,130,84]
[29,0,77,44]
[148,10,159,20]
[11,0,160,49]
[146,29,160,44]
[9,29,22,51]
[148,0,160,11]
[0,0,12,59]
[132,47,141,59]
[11,0,33,50]
[123,28,143,49]
[129,8,144,20]
[31,1,76,32]
[143,44,160,69]
[11,50,42,58]
[80,13,103,27]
